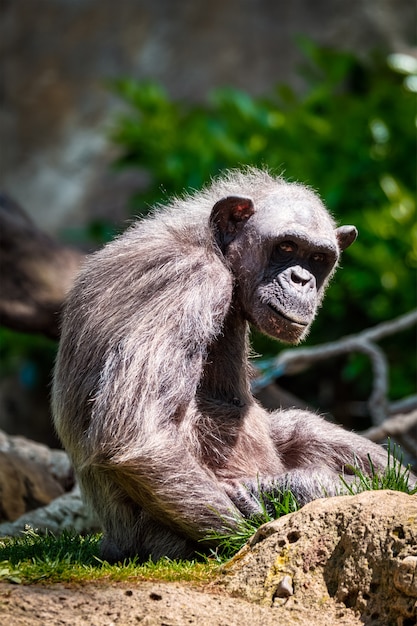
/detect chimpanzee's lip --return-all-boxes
[267,304,309,327]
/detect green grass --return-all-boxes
[340,440,417,496]
[0,441,415,581]
[206,488,300,562]
[0,527,217,585]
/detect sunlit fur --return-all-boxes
[53,168,390,562]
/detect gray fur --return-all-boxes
[52,168,391,562]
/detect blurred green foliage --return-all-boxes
[0,327,57,386]
[1,42,415,418]
[109,42,416,404]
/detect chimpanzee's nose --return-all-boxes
[290,267,313,288]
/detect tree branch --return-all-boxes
[252,310,417,426]
[361,410,417,457]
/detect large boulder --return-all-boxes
[221,490,417,625]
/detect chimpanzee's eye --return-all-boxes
[279,241,296,254]
[311,252,326,263]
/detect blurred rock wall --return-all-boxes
[1,0,415,236]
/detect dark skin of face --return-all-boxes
[255,233,338,333]
[213,195,357,344]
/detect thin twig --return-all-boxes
[361,411,417,457]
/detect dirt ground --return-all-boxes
[0,579,304,626]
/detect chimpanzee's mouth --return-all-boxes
[267,303,309,327]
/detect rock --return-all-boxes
[0,451,64,522]
[0,430,72,488]
[0,429,90,529]
[393,556,417,598]
[221,490,417,625]
[0,485,98,536]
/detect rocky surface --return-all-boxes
[222,490,417,625]
[0,430,74,525]
[0,451,64,523]
[0,485,98,537]
[0,580,291,626]
[0,490,416,625]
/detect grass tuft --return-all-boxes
[206,488,299,561]
[340,440,417,496]
[0,527,217,585]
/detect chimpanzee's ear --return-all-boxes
[335,225,358,251]
[210,196,255,253]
